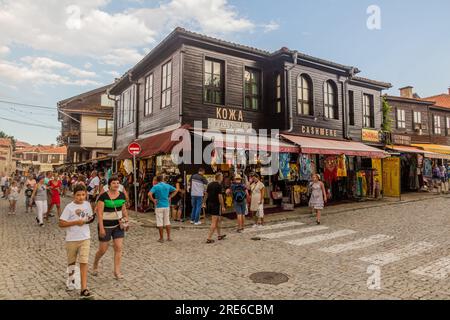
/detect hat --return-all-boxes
[234,174,242,180]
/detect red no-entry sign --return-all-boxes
[128,142,142,156]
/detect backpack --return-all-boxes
[232,184,246,203]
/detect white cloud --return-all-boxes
[0,0,275,67]
[0,58,101,86]
[84,62,93,69]
[0,46,10,56]
[104,70,121,78]
[263,21,280,33]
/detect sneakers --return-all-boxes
[194,222,202,225]
[190,221,194,224]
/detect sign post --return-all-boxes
[128,143,142,213]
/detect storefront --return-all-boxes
[280,134,387,204]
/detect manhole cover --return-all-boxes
[249,272,289,285]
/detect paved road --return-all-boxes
[1,192,450,300]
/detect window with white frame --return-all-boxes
[397,109,406,129]
[447,117,450,136]
[144,73,154,116]
[434,115,442,135]
[363,94,374,128]
[413,111,422,129]
[161,61,172,108]
[119,86,135,128]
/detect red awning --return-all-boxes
[210,133,299,153]
[281,134,387,158]
[117,125,190,160]
[387,145,431,155]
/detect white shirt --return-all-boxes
[88,176,100,195]
[60,201,93,242]
[0,176,6,187]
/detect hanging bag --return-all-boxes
[107,192,129,231]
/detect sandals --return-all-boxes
[114,273,124,280]
[218,235,227,241]
[316,220,321,225]
[157,239,164,243]
[92,269,99,276]
[80,289,94,299]
[206,239,215,244]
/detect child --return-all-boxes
[8,181,20,215]
[24,184,33,213]
[58,184,95,299]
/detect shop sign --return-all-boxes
[216,107,244,122]
[362,129,381,143]
[208,118,252,131]
[392,134,411,146]
[301,125,337,138]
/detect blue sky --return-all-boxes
[0,0,449,145]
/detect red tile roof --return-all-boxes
[15,141,31,148]
[0,138,12,147]
[19,145,67,154]
[423,94,450,109]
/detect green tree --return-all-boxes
[0,131,16,150]
[381,97,393,133]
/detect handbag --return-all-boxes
[107,192,129,231]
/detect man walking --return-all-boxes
[0,173,7,198]
[149,176,178,243]
[189,168,208,225]
[205,173,226,244]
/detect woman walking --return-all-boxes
[47,173,62,218]
[171,176,185,222]
[8,181,20,214]
[31,177,48,227]
[205,173,226,243]
[93,176,129,280]
[309,174,327,225]
[249,174,265,227]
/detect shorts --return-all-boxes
[155,207,171,227]
[8,195,19,201]
[234,201,247,215]
[98,224,125,242]
[25,197,32,207]
[207,204,221,216]
[66,240,90,264]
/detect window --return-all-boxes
[397,109,406,129]
[413,111,422,130]
[144,74,154,116]
[275,73,282,114]
[324,81,338,119]
[119,86,135,128]
[204,58,224,105]
[161,61,172,108]
[363,94,375,128]
[434,115,442,135]
[244,68,261,111]
[97,119,113,136]
[348,91,355,125]
[447,117,450,136]
[297,74,313,116]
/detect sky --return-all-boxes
[0,0,449,145]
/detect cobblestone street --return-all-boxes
[1,193,450,300]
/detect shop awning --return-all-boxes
[117,125,190,160]
[280,134,387,158]
[208,133,299,153]
[412,144,450,155]
[386,145,433,155]
[411,144,450,160]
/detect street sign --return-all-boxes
[128,142,142,156]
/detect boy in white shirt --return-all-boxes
[59,184,95,299]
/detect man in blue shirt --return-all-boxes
[149,175,178,243]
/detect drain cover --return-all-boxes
[251,237,261,241]
[250,272,289,285]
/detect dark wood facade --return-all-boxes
[386,94,450,146]
[110,28,391,153]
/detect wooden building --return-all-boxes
[58,85,115,164]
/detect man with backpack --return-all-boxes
[229,174,249,233]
